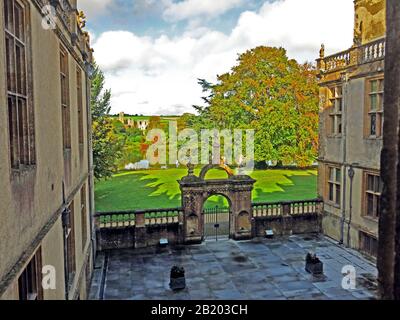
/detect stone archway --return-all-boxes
[179,164,256,244]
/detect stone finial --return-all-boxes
[187,162,194,176]
[219,156,234,176]
[319,44,325,58]
[186,150,194,176]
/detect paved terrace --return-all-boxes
[90,235,378,300]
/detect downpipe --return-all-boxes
[347,166,355,247]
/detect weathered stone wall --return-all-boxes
[96,228,135,251]
[136,224,182,248]
[254,214,322,237]
[0,0,94,300]
[354,0,386,45]
[95,213,323,251]
[96,224,182,251]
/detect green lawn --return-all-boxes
[95,168,317,212]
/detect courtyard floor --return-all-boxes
[89,234,378,300]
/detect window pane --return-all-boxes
[329,87,335,98]
[329,183,334,201]
[378,79,384,92]
[330,115,335,134]
[8,96,18,168]
[378,94,384,111]
[336,86,342,97]
[371,80,378,93]
[335,185,341,205]
[16,42,26,95]
[14,1,25,41]
[18,271,28,300]
[4,0,14,33]
[17,98,24,164]
[367,193,374,216]
[336,98,342,112]
[22,98,29,164]
[329,167,334,181]
[374,176,381,193]
[18,254,39,300]
[370,114,377,136]
[27,100,35,165]
[370,95,378,111]
[61,76,66,105]
[337,116,342,134]
[5,35,16,92]
[367,174,374,191]
[335,168,341,182]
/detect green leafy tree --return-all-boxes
[193,46,319,167]
[91,63,123,179]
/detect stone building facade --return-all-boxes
[118,112,149,131]
[317,0,386,259]
[0,0,94,299]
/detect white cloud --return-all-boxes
[92,0,354,115]
[78,0,114,19]
[163,0,245,22]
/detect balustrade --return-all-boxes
[319,38,386,73]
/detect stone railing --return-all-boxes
[94,207,182,251]
[321,49,352,73]
[359,38,386,64]
[252,198,322,218]
[94,207,182,229]
[95,199,321,229]
[318,37,386,73]
[252,198,323,237]
[94,199,322,250]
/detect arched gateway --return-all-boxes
[179,164,256,244]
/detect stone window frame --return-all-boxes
[326,165,341,207]
[328,85,343,137]
[364,75,384,139]
[80,183,87,250]
[65,201,76,288]
[362,170,382,221]
[76,65,84,150]
[60,44,71,150]
[18,247,43,300]
[4,0,36,171]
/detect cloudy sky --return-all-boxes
[78,0,354,116]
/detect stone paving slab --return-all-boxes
[90,235,378,300]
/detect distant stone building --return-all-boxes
[118,112,149,131]
[119,112,125,124]
[0,0,94,299]
[137,119,149,131]
[127,118,134,127]
[317,0,385,259]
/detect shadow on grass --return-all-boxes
[252,174,318,203]
[95,170,317,212]
[95,173,182,212]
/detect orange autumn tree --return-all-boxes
[193,46,319,167]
